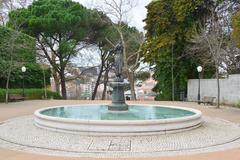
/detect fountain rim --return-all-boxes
[34,104,202,124]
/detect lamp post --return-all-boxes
[197,66,202,104]
[21,66,26,98]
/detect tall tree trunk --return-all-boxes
[5,57,13,103]
[59,68,67,99]
[216,65,220,108]
[52,72,60,94]
[171,43,175,101]
[5,67,11,103]
[92,65,104,100]
[129,71,136,100]
[42,68,47,99]
[51,54,60,93]
[102,69,109,100]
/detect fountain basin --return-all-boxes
[34,105,202,136]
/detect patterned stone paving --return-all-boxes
[87,139,131,152]
[0,116,240,158]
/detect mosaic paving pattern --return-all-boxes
[0,116,240,158]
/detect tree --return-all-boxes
[135,71,151,82]
[189,24,224,108]
[232,12,240,48]
[189,1,240,108]
[101,57,114,100]
[231,10,240,75]
[143,0,212,101]
[8,0,103,99]
[91,48,112,100]
[0,64,51,88]
[84,12,116,100]
[0,25,36,102]
[123,25,144,100]
[95,0,143,100]
[91,24,144,100]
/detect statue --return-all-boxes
[114,42,124,80]
[108,42,128,111]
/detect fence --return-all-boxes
[187,74,240,104]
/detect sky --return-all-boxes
[74,0,151,31]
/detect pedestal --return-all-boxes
[108,81,128,111]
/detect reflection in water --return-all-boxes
[41,105,195,120]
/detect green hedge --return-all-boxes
[0,88,62,102]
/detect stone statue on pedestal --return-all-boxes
[108,42,128,111]
[114,43,124,81]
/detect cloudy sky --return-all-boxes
[75,0,151,31]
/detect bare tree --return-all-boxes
[0,0,31,25]
[91,47,113,100]
[223,41,240,74]
[188,8,230,108]
[102,59,114,100]
[94,0,143,100]
[188,0,240,108]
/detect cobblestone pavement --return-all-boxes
[0,100,240,160]
[0,115,240,158]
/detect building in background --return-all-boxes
[135,74,157,101]
[51,66,157,100]
[125,73,157,101]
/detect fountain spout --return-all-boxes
[108,42,128,111]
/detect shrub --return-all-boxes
[0,88,62,102]
[234,101,240,108]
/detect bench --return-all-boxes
[8,94,25,102]
[201,96,216,105]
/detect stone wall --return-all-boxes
[187,74,240,104]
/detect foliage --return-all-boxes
[8,0,91,38]
[0,63,51,88]
[143,0,214,100]
[0,26,51,89]
[188,0,240,107]
[7,0,106,99]
[229,13,240,73]
[234,101,240,108]
[143,0,210,61]
[122,25,144,69]
[121,24,145,100]
[135,71,151,82]
[232,11,240,48]
[90,16,144,100]
[152,54,215,100]
[0,25,35,63]
[0,88,62,102]
[87,10,113,46]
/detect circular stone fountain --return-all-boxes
[34,104,202,135]
[34,43,202,135]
